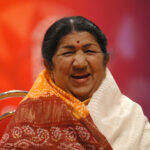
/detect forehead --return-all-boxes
[58,31,100,48]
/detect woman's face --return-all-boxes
[51,31,108,101]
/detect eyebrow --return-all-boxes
[61,45,75,49]
[82,43,98,48]
[61,43,98,49]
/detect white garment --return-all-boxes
[87,69,150,150]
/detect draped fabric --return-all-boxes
[0,70,112,150]
[87,69,150,150]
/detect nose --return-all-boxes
[72,50,88,70]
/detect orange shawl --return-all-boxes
[0,70,112,150]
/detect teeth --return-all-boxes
[71,74,89,79]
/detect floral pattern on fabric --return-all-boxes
[0,69,113,149]
[0,125,106,149]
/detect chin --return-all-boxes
[72,91,91,101]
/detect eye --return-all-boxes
[62,51,74,56]
[85,50,96,54]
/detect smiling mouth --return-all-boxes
[71,74,90,79]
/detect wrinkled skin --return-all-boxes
[51,31,108,101]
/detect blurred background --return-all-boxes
[0,0,150,119]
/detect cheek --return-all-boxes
[89,58,106,86]
[52,58,73,91]
[53,57,72,75]
[89,56,104,73]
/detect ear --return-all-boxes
[43,59,54,71]
[103,54,110,68]
[43,59,55,82]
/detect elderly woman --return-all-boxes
[0,16,150,150]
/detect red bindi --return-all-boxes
[76,40,80,44]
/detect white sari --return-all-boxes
[87,68,150,150]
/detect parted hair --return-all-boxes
[42,16,108,66]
